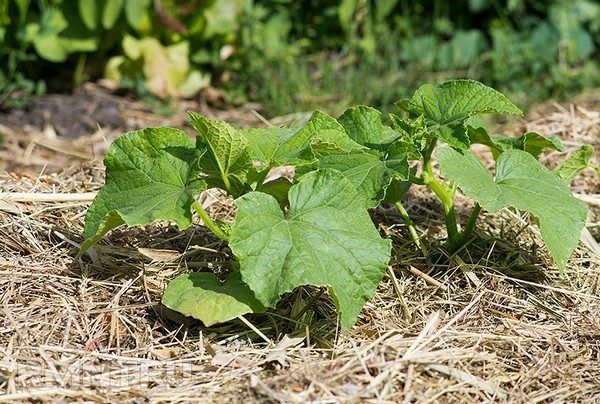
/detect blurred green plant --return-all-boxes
[105,36,210,99]
[0,0,243,100]
[235,0,600,116]
[0,0,599,114]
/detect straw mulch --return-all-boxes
[0,97,599,402]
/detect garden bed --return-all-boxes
[0,95,599,402]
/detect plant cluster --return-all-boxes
[79,80,596,332]
[0,0,242,103]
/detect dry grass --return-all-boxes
[1,100,599,402]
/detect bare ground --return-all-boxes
[0,91,599,402]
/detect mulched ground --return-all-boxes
[0,88,599,402]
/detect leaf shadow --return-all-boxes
[374,193,550,284]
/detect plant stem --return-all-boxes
[395,201,428,257]
[221,174,233,195]
[421,141,460,246]
[423,170,459,244]
[192,200,228,241]
[449,203,482,253]
[73,53,86,89]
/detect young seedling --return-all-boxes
[79,111,391,333]
[80,80,593,333]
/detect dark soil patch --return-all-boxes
[0,86,125,139]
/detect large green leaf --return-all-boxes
[337,106,399,150]
[124,0,151,31]
[398,80,522,149]
[78,0,98,30]
[555,145,599,183]
[469,127,564,159]
[229,170,392,332]
[162,271,265,326]
[438,148,588,270]
[189,112,252,196]
[80,127,205,254]
[102,0,124,29]
[302,107,409,208]
[240,111,365,168]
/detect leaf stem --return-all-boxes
[221,174,233,195]
[192,200,228,241]
[395,201,428,257]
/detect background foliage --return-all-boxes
[1,0,599,114]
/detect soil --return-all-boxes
[0,83,269,174]
[1,88,125,139]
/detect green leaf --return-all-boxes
[492,132,564,159]
[469,127,564,159]
[389,114,428,160]
[80,127,205,254]
[239,126,305,166]
[258,177,292,208]
[398,80,522,149]
[382,165,417,204]
[78,0,97,30]
[304,150,409,208]
[302,107,409,208]
[202,0,244,39]
[102,0,124,29]
[555,145,599,183]
[229,170,392,332]
[125,0,151,31]
[161,271,265,326]
[337,106,399,150]
[240,111,364,168]
[33,34,68,62]
[438,148,588,270]
[189,112,252,197]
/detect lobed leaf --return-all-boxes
[102,0,124,29]
[80,127,205,254]
[469,127,564,159]
[229,169,392,332]
[189,112,253,196]
[555,145,599,183]
[240,111,365,168]
[303,107,410,208]
[398,80,522,149]
[161,271,265,326]
[438,148,588,270]
[337,106,399,150]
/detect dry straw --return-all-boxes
[0,100,599,402]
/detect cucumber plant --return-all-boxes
[79,80,593,332]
